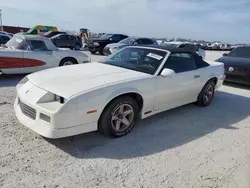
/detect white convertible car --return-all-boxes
[0,34,90,74]
[14,46,225,138]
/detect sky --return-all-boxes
[1,0,250,43]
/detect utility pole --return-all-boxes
[0,9,3,31]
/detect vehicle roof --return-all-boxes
[129,45,199,55]
[164,41,193,45]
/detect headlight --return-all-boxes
[18,76,29,85]
[94,42,99,46]
[54,94,65,104]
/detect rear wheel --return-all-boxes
[197,81,215,107]
[59,58,77,66]
[98,97,139,137]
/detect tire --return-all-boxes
[99,47,104,55]
[59,58,77,66]
[75,44,81,50]
[90,50,96,54]
[98,96,139,138]
[197,80,215,107]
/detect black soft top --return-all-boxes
[138,45,210,68]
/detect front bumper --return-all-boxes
[103,47,112,56]
[14,97,97,139]
[225,73,250,85]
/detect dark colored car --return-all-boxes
[39,31,67,38]
[103,37,159,56]
[88,34,128,55]
[216,46,250,85]
[50,34,83,50]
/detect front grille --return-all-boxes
[19,99,36,120]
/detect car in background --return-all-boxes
[220,44,232,51]
[161,41,205,59]
[0,33,12,45]
[39,31,67,38]
[88,33,128,55]
[50,34,83,50]
[0,34,90,74]
[103,37,158,55]
[14,46,224,138]
[216,46,250,85]
[25,25,58,35]
[211,43,221,50]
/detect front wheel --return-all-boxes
[59,58,77,66]
[74,44,81,50]
[197,81,215,107]
[98,97,139,138]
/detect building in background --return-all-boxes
[2,25,29,34]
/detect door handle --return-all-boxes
[194,75,200,78]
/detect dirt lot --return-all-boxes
[0,51,250,188]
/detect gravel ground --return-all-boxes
[0,51,250,188]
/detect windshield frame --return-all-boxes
[5,35,29,50]
[101,46,170,75]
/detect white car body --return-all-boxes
[162,41,206,59]
[14,46,225,138]
[0,34,90,74]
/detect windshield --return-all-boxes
[99,34,113,40]
[5,35,28,50]
[119,37,136,45]
[103,47,167,75]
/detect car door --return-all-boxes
[56,35,68,47]
[154,52,202,111]
[68,35,75,48]
[22,40,55,73]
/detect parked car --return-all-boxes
[219,44,232,51]
[216,46,250,85]
[0,33,12,45]
[50,34,83,50]
[39,31,67,38]
[14,46,225,139]
[88,33,128,55]
[161,41,206,59]
[0,34,90,74]
[103,37,159,55]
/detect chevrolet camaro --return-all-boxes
[14,46,225,138]
[0,34,90,74]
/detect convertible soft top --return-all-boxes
[137,45,210,68]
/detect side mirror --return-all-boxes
[223,53,228,57]
[160,68,175,78]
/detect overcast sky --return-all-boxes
[1,0,250,43]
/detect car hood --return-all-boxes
[216,56,250,68]
[106,43,128,48]
[27,63,149,99]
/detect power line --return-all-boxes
[0,9,3,31]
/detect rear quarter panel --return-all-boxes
[55,50,89,64]
[199,62,225,89]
